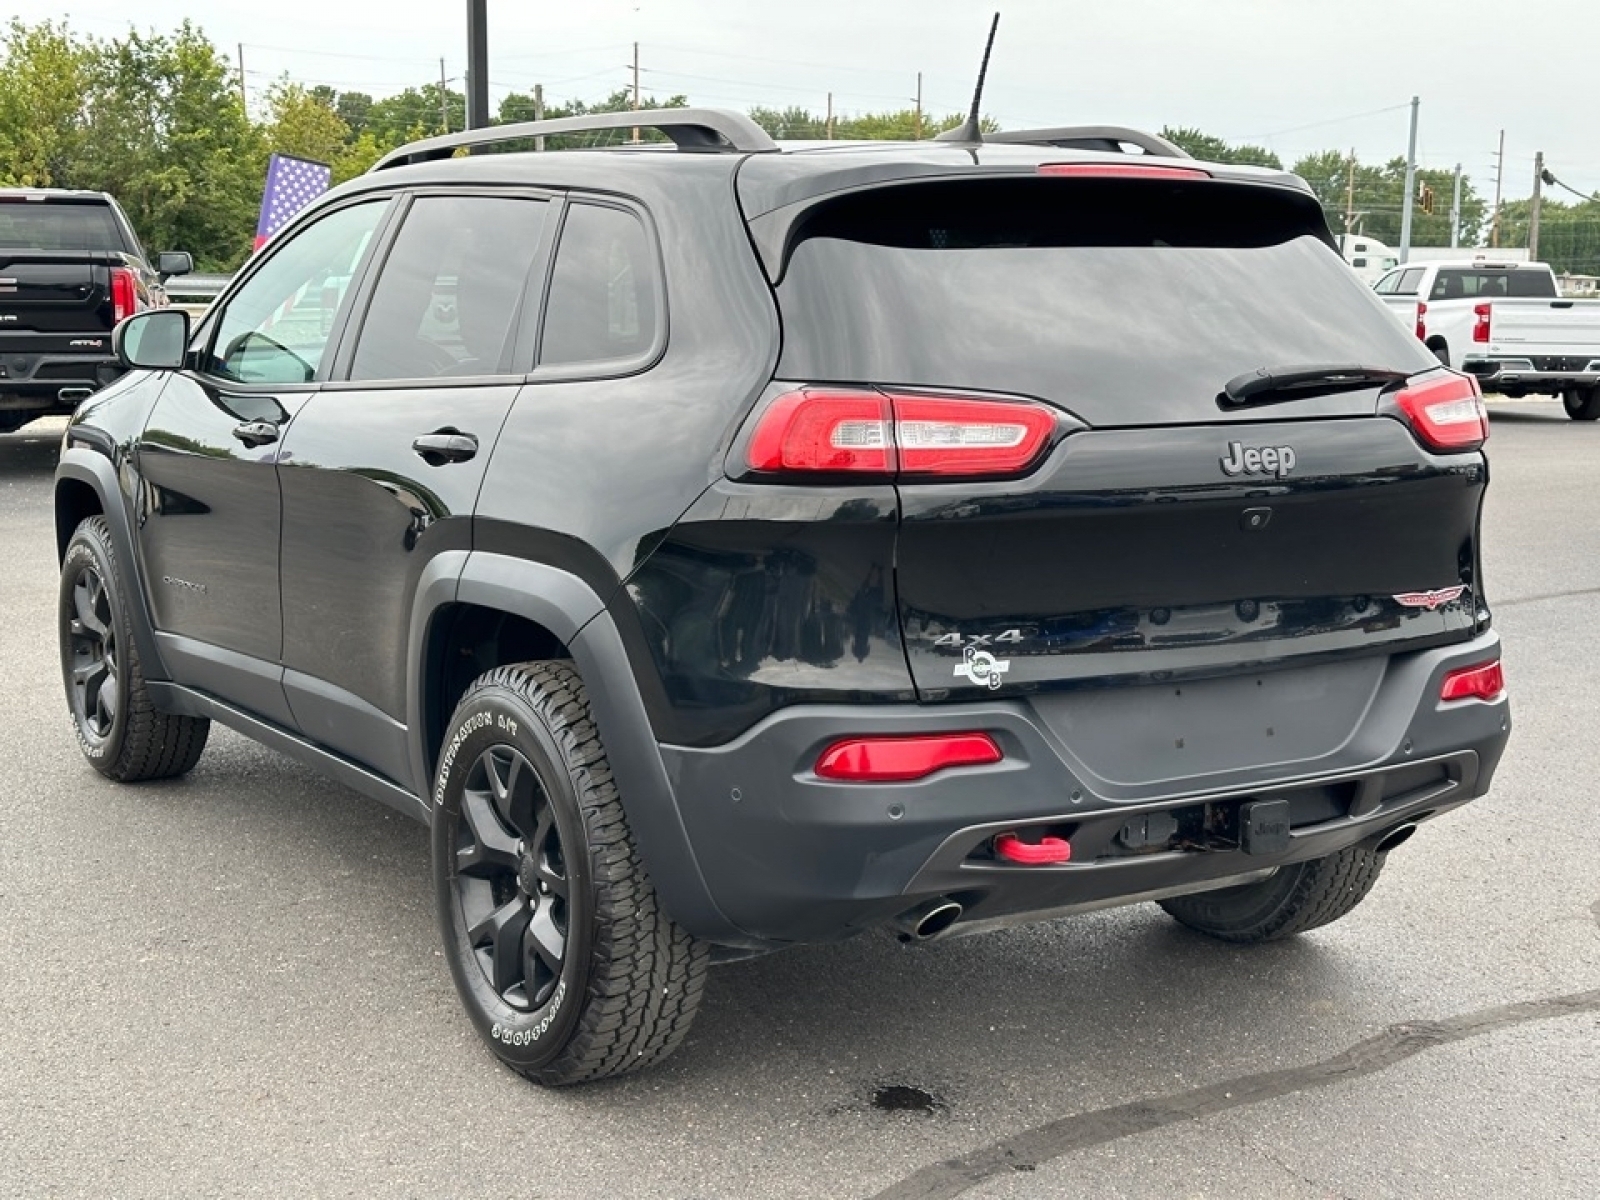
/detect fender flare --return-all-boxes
[55,445,170,683]
[416,550,755,947]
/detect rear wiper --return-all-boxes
[1218,364,1409,410]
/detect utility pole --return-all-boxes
[236,44,247,114]
[1343,148,1356,238]
[826,92,834,140]
[465,0,489,130]
[534,84,545,152]
[1398,96,1419,263]
[1450,163,1462,248]
[914,72,923,140]
[1491,129,1505,248]
[440,58,449,133]
[632,42,641,144]
[1530,150,1545,260]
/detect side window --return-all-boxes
[209,201,387,385]
[1373,270,1402,295]
[1352,257,1367,268]
[349,195,549,381]
[1395,267,1425,295]
[539,203,660,369]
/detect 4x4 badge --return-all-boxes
[1393,586,1465,610]
[954,645,1010,690]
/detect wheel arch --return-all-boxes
[1426,336,1450,367]
[54,447,169,682]
[410,551,752,947]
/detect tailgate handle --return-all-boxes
[232,420,280,447]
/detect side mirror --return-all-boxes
[113,309,191,371]
[156,251,193,279]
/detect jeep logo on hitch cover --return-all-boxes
[1221,441,1297,479]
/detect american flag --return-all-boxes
[254,153,332,250]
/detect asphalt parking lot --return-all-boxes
[1,402,1596,1199]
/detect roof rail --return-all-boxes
[988,125,1191,159]
[373,107,778,170]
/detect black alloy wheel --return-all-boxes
[453,744,570,1012]
[65,561,119,741]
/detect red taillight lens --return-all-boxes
[109,267,137,325]
[815,733,1002,782]
[745,389,1057,480]
[1440,660,1504,702]
[1414,300,1428,341]
[1392,371,1488,452]
[746,389,892,474]
[1038,163,1212,180]
[1472,302,1492,344]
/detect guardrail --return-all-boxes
[164,272,231,317]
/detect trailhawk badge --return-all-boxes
[954,644,1010,690]
[1393,585,1466,610]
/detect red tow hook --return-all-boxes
[994,833,1072,865]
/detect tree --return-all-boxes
[0,19,90,186]
[746,105,995,142]
[1292,150,1486,248]
[1159,126,1281,169]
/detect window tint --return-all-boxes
[350,195,548,381]
[0,202,126,252]
[1428,268,1557,300]
[539,203,658,368]
[1394,268,1425,295]
[210,201,386,385]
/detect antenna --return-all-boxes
[934,12,1000,145]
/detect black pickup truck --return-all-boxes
[0,189,191,433]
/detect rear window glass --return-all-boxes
[774,180,1434,425]
[1429,269,1556,300]
[0,201,126,253]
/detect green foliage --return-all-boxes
[1493,196,1600,274]
[0,19,90,186]
[747,105,995,141]
[1159,127,1281,169]
[1291,150,1486,249]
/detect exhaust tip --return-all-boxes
[58,387,93,404]
[1374,823,1418,854]
[894,898,964,943]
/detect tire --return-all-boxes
[1158,844,1385,943]
[59,516,210,781]
[1429,341,1450,368]
[1562,388,1600,421]
[432,661,709,1085]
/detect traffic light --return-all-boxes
[1419,183,1435,216]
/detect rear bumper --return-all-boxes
[1464,356,1600,392]
[658,633,1510,946]
[0,354,120,412]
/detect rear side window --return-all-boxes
[773,179,1434,426]
[1393,268,1426,295]
[1428,269,1557,300]
[539,203,659,369]
[350,195,548,380]
[0,201,125,252]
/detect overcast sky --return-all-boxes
[35,1,1600,200]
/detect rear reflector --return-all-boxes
[1038,163,1212,181]
[1440,660,1504,702]
[1392,371,1488,452]
[109,267,137,325]
[1473,302,1492,344]
[994,833,1072,865]
[815,733,1002,782]
[746,388,1056,479]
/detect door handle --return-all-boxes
[232,420,280,447]
[412,431,479,465]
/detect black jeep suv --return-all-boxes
[55,110,1510,1085]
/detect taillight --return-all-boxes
[1414,300,1427,341]
[109,267,137,325]
[1472,302,1491,344]
[1392,371,1488,452]
[1440,660,1504,703]
[744,388,1057,480]
[1037,163,1212,180]
[815,733,1002,782]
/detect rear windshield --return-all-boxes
[1429,268,1555,300]
[0,201,126,253]
[774,179,1435,424]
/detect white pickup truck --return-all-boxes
[1375,260,1600,420]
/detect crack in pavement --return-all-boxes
[1493,585,1600,609]
[866,988,1600,1200]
